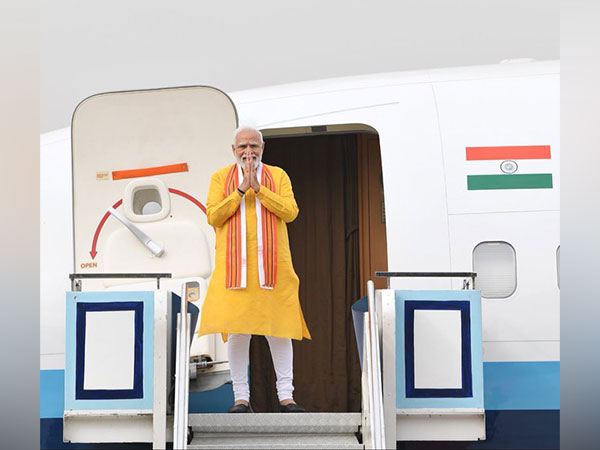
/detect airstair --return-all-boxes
[171,281,384,450]
[63,270,485,449]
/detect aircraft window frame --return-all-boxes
[472,241,517,299]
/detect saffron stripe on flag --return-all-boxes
[467,174,553,190]
[466,145,551,161]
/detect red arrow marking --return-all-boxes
[168,188,207,214]
[89,190,206,260]
[90,199,123,260]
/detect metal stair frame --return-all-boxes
[361,280,386,449]
[173,280,386,449]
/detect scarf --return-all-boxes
[224,162,277,289]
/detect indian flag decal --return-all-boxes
[466,145,553,190]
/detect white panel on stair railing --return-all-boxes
[84,310,136,390]
[413,309,462,389]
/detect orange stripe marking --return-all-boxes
[112,162,188,180]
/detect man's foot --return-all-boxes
[278,402,306,413]
[228,402,251,413]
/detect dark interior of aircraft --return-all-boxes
[250,132,387,413]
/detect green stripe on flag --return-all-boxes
[467,174,553,190]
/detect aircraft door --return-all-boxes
[70,86,238,363]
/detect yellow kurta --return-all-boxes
[198,163,311,341]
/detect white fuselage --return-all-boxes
[40,60,560,373]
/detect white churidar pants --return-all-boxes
[226,333,294,403]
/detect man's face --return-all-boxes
[232,129,264,169]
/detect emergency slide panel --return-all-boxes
[65,291,154,411]
[395,290,484,441]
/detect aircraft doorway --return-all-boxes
[249,128,388,412]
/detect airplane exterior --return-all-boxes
[41,60,559,449]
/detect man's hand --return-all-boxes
[238,150,260,193]
[238,157,251,193]
[249,161,261,192]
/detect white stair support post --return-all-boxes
[368,280,386,449]
[380,289,397,450]
[152,290,168,449]
[184,312,190,441]
[174,286,190,449]
[173,314,183,449]
[362,311,374,448]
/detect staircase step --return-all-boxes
[188,432,363,449]
[189,412,361,434]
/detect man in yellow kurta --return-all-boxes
[198,126,311,413]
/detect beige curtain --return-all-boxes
[249,134,361,412]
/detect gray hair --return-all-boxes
[232,126,263,144]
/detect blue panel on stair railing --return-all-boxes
[395,290,484,410]
[65,291,155,411]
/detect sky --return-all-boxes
[41,0,559,132]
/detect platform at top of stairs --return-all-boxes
[188,412,363,449]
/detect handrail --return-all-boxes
[173,285,191,449]
[362,280,386,449]
[68,272,172,290]
[375,271,477,289]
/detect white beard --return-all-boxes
[237,153,261,170]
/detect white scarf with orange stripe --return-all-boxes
[224,162,277,289]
